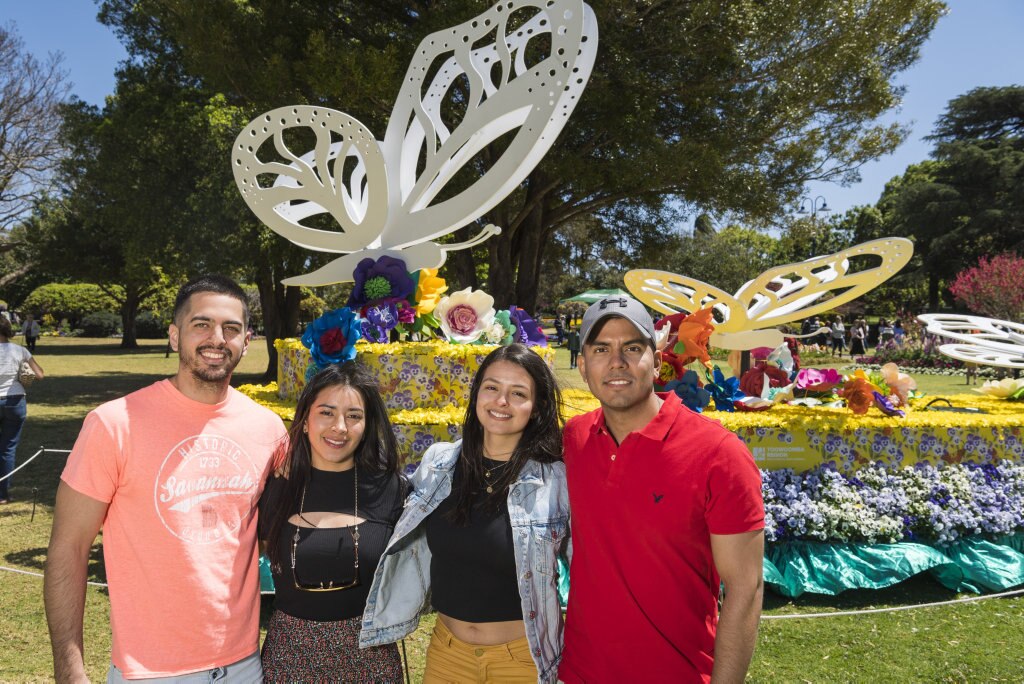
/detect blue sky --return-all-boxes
[4,0,1022,217]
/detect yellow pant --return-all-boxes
[423,619,539,683]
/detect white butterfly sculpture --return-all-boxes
[232,0,598,285]
[917,314,1024,369]
[625,238,915,350]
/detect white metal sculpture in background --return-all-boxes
[232,0,598,285]
[625,238,915,350]
[917,314,1024,369]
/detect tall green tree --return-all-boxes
[35,64,231,347]
[880,86,1024,310]
[98,0,944,312]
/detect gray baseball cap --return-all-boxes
[579,295,656,346]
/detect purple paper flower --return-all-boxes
[360,319,390,343]
[508,306,547,347]
[872,391,905,418]
[347,256,415,309]
[301,307,362,367]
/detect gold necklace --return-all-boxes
[483,457,511,493]
[291,467,360,591]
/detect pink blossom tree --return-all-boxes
[949,253,1024,322]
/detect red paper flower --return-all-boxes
[739,362,789,397]
[319,328,346,355]
[447,304,478,335]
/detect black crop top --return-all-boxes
[259,467,405,621]
[425,459,524,622]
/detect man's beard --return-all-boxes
[182,346,238,384]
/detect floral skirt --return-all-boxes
[261,610,404,683]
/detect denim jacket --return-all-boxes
[359,440,570,683]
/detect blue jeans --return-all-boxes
[0,394,27,500]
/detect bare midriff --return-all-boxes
[438,613,527,645]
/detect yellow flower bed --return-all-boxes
[275,337,555,362]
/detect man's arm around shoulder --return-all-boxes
[44,481,109,683]
[710,529,764,684]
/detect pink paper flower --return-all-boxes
[447,304,478,335]
[796,368,843,391]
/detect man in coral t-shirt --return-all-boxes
[44,275,287,682]
[560,295,765,683]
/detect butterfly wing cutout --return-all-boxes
[378,0,598,249]
[233,106,389,254]
[734,238,914,330]
[625,238,913,350]
[917,313,1024,369]
[623,270,781,349]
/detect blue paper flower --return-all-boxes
[664,370,711,413]
[301,307,362,367]
[346,256,415,309]
[705,366,745,412]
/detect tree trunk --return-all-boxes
[444,226,479,291]
[488,172,552,310]
[928,271,940,312]
[119,288,141,349]
[256,261,303,382]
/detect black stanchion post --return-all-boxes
[31,487,38,522]
[740,350,751,376]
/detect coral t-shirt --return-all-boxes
[61,380,287,678]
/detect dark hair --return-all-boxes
[263,362,400,571]
[450,344,563,525]
[172,274,249,326]
[0,317,12,339]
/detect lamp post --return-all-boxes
[797,195,831,256]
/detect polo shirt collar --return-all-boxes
[588,391,681,443]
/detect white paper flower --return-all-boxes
[974,377,1024,398]
[484,321,508,344]
[434,287,496,344]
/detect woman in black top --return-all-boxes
[259,362,405,683]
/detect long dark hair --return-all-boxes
[450,344,563,524]
[263,362,399,571]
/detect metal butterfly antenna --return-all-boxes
[232,0,599,286]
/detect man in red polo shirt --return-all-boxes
[560,295,764,683]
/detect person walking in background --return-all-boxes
[566,326,581,369]
[893,319,906,346]
[0,316,45,505]
[361,344,569,683]
[44,275,287,682]
[850,318,867,356]
[259,363,405,682]
[560,295,764,683]
[879,318,895,345]
[830,315,846,358]
[23,314,40,353]
[554,314,565,346]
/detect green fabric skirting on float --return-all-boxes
[763,533,1024,597]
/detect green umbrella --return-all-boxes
[560,288,629,305]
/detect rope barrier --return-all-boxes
[0,447,70,483]
[760,586,1024,619]
[0,565,108,588]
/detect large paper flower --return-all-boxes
[435,288,496,344]
[872,391,906,418]
[414,268,448,315]
[740,362,789,398]
[301,307,362,367]
[656,350,687,388]
[669,308,715,367]
[508,306,547,347]
[974,377,1024,399]
[347,256,415,309]
[795,368,843,392]
[842,376,875,415]
[880,362,917,406]
[705,366,744,412]
[664,370,711,413]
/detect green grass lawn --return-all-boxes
[2,338,1021,682]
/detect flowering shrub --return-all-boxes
[949,253,1024,322]
[856,335,963,370]
[762,461,1024,545]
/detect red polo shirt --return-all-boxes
[560,392,764,683]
